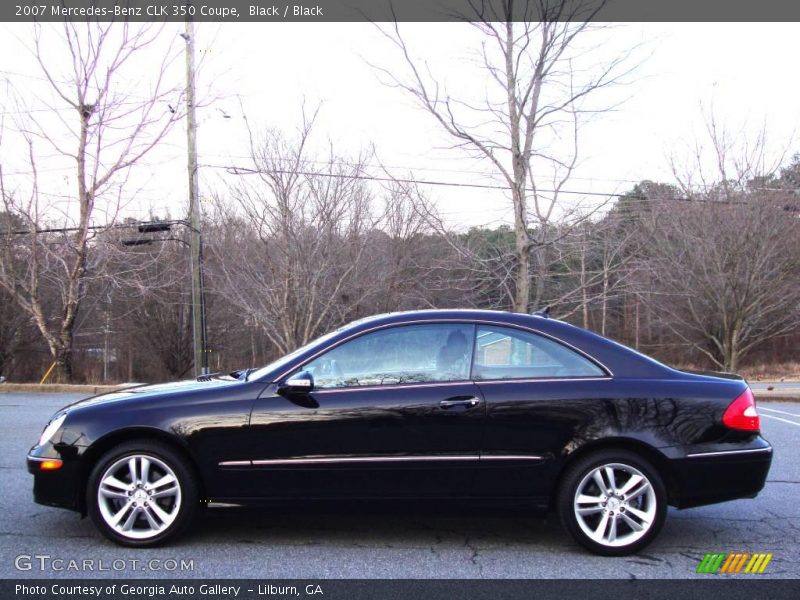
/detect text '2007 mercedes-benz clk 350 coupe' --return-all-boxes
[28,309,772,555]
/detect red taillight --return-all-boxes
[722,388,760,431]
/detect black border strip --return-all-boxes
[4,579,800,600]
[5,0,800,23]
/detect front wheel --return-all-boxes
[557,449,667,556]
[87,440,198,547]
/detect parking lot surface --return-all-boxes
[1,393,798,579]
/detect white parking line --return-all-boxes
[759,406,800,418]
[761,414,800,427]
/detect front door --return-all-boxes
[242,323,486,499]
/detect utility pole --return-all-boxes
[103,310,110,382]
[184,18,207,376]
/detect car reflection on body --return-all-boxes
[28,309,772,555]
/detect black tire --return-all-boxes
[87,440,199,547]
[557,449,667,556]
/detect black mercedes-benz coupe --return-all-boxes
[28,309,772,555]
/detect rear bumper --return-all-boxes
[668,441,772,509]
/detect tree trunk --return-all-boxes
[513,229,530,313]
[725,341,739,373]
[601,268,609,336]
[581,249,589,329]
[52,345,74,383]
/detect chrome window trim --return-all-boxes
[312,376,613,393]
[274,318,613,385]
[475,376,613,385]
[685,447,772,458]
[219,454,544,467]
[312,380,475,394]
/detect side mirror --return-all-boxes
[279,371,314,395]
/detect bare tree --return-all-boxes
[636,118,800,371]
[99,225,195,380]
[0,210,35,378]
[363,182,438,312]
[211,114,383,355]
[639,197,800,372]
[375,0,635,312]
[548,208,641,331]
[0,22,181,381]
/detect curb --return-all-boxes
[0,383,136,394]
[755,395,800,403]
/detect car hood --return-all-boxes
[64,378,242,411]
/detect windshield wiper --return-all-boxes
[197,372,220,382]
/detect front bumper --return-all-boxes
[27,444,82,512]
[666,438,773,509]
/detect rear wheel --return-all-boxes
[87,440,198,547]
[557,449,667,556]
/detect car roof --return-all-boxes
[345,308,538,326]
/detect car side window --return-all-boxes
[472,326,605,380]
[301,324,475,389]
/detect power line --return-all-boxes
[3,153,794,205]
[198,152,646,186]
[214,163,800,202]
[215,162,640,199]
[206,157,799,199]
[8,219,196,237]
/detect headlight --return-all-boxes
[38,413,67,446]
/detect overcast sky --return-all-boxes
[1,21,798,229]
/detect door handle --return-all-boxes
[439,396,481,409]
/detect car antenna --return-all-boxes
[532,306,550,318]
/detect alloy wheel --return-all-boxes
[96,454,182,540]
[573,462,657,548]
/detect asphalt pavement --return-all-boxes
[1,392,798,579]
